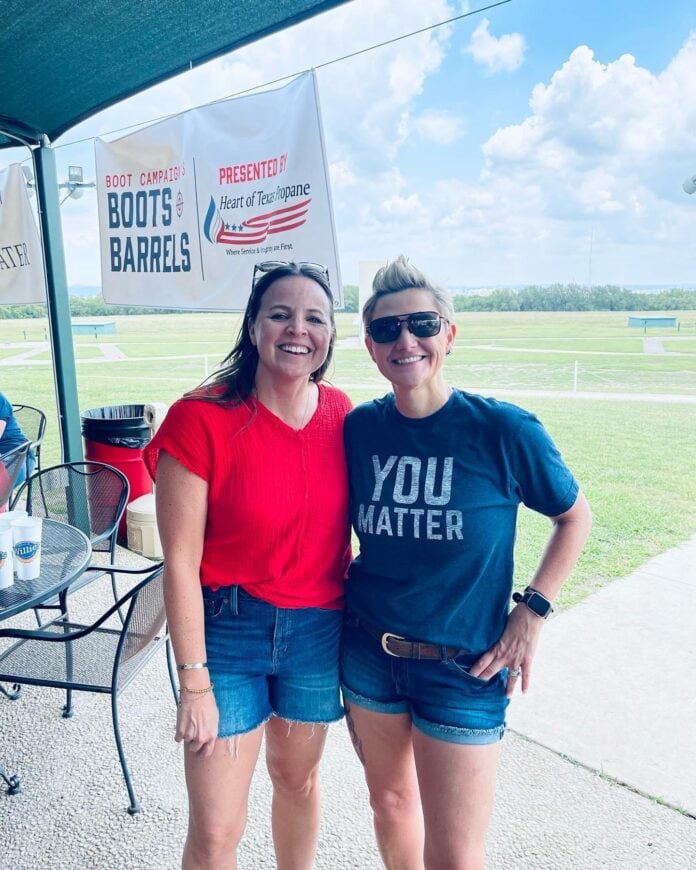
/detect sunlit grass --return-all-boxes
[3,309,696,610]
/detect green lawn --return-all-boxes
[661,338,696,353]
[451,309,696,339]
[465,338,646,353]
[3,309,695,611]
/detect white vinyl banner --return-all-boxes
[0,164,46,304]
[95,71,342,310]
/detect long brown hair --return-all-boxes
[194,262,336,405]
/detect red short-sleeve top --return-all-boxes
[144,383,352,609]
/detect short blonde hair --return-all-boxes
[363,255,455,325]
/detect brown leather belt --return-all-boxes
[352,615,466,660]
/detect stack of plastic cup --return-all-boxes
[4,509,28,523]
[0,517,13,589]
[12,516,43,581]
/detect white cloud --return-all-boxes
[470,35,696,281]
[339,32,696,286]
[464,18,525,74]
[379,192,423,216]
[411,109,465,144]
[482,37,696,213]
[329,160,357,188]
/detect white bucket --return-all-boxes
[126,493,163,560]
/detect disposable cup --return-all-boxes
[12,516,43,581]
[0,526,13,589]
[3,509,28,524]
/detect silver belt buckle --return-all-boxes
[381,632,405,656]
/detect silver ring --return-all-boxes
[509,667,522,678]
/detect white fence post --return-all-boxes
[573,360,579,392]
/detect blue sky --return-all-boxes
[3,0,696,291]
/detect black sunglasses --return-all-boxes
[252,260,330,287]
[366,311,447,344]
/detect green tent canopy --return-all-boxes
[0,0,350,149]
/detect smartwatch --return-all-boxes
[512,586,554,619]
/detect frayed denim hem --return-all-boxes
[217,713,272,741]
[413,713,506,746]
[271,710,344,732]
[341,684,410,716]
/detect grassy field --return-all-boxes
[1,309,695,609]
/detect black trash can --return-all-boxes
[80,405,154,542]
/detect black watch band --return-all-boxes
[512,587,554,619]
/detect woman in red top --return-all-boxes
[145,262,351,869]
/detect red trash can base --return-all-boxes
[84,440,153,543]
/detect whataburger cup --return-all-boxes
[12,516,43,581]
[0,519,13,589]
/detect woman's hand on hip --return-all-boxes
[468,605,544,696]
[175,693,219,756]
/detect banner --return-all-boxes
[95,71,342,310]
[0,164,46,304]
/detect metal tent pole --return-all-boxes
[33,137,83,462]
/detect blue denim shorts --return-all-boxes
[202,586,344,738]
[340,615,508,745]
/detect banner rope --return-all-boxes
[52,0,513,150]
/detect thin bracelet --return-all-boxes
[177,662,208,671]
[177,683,215,706]
[179,682,215,694]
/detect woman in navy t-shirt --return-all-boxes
[341,256,592,869]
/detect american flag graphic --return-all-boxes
[203,196,311,246]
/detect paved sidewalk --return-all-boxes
[2,542,695,868]
[507,533,696,816]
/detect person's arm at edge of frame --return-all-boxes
[469,490,592,695]
[156,450,218,757]
[0,392,9,442]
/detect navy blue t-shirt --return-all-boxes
[343,389,579,653]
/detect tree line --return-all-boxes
[452,284,696,312]
[0,283,693,318]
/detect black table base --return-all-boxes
[1,763,20,794]
[0,682,21,700]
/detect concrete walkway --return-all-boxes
[2,540,695,868]
[507,533,696,816]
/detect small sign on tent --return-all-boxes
[0,163,46,304]
[95,71,342,310]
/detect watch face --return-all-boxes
[527,591,551,617]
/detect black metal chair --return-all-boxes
[0,563,177,813]
[11,403,47,479]
[0,442,30,508]
[11,460,130,603]
[0,443,31,703]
